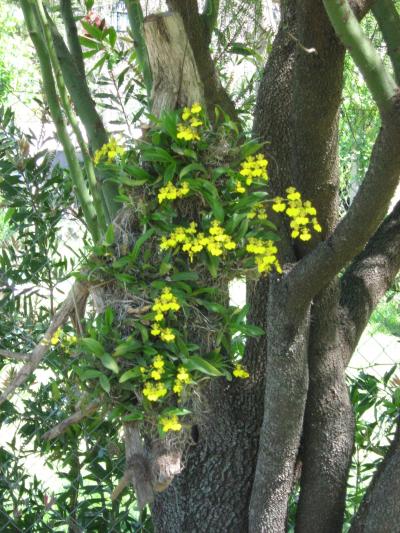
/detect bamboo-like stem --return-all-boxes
[124,0,153,100]
[20,0,100,241]
[35,0,109,232]
[372,0,400,86]
[323,0,397,114]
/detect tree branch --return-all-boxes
[42,399,101,440]
[124,0,153,99]
[0,349,29,362]
[0,281,88,406]
[286,115,400,311]
[60,0,86,79]
[372,0,400,85]
[349,418,400,533]
[323,0,397,114]
[48,20,108,150]
[340,198,400,358]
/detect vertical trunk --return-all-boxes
[295,282,355,533]
[152,382,259,532]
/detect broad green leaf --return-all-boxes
[130,228,155,263]
[122,410,144,422]
[99,374,110,394]
[119,367,142,383]
[80,338,105,356]
[185,356,223,377]
[113,339,142,357]
[100,353,119,374]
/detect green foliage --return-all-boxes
[344,367,399,531]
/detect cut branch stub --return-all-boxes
[143,12,205,116]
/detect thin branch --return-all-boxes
[323,0,397,114]
[372,0,400,85]
[60,0,86,79]
[0,349,29,362]
[0,281,88,406]
[42,399,101,440]
[124,0,153,99]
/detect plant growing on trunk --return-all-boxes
[2,0,400,531]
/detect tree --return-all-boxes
[1,0,400,531]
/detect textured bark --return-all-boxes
[340,199,400,354]
[152,381,259,532]
[166,0,238,121]
[143,13,205,115]
[295,282,354,533]
[249,279,310,532]
[349,421,400,533]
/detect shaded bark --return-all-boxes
[166,0,238,121]
[249,279,310,532]
[152,381,259,532]
[295,282,354,533]
[340,199,400,354]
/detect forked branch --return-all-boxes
[0,281,88,406]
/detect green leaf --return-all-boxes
[100,353,120,374]
[80,338,105,356]
[79,36,100,49]
[80,369,103,380]
[113,339,142,357]
[170,271,199,282]
[119,367,142,383]
[161,407,191,417]
[124,164,152,181]
[179,163,207,179]
[122,410,144,422]
[99,374,110,394]
[104,224,115,246]
[130,229,155,263]
[240,324,265,337]
[185,356,223,377]
[81,20,104,41]
[142,147,175,164]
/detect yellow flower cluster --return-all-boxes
[272,187,322,241]
[93,137,125,165]
[158,181,190,204]
[150,355,166,381]
[173,365,192,395]
[159,415,182,433]
[177,103,203,142]
[160,220,236,261]
[150,288,180,343]
[152,288,180,321]
[246,237,282,274]
[247,203,268,220]
[233,363,250,379]
[143,381,168,402]
[236,154,268,193]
